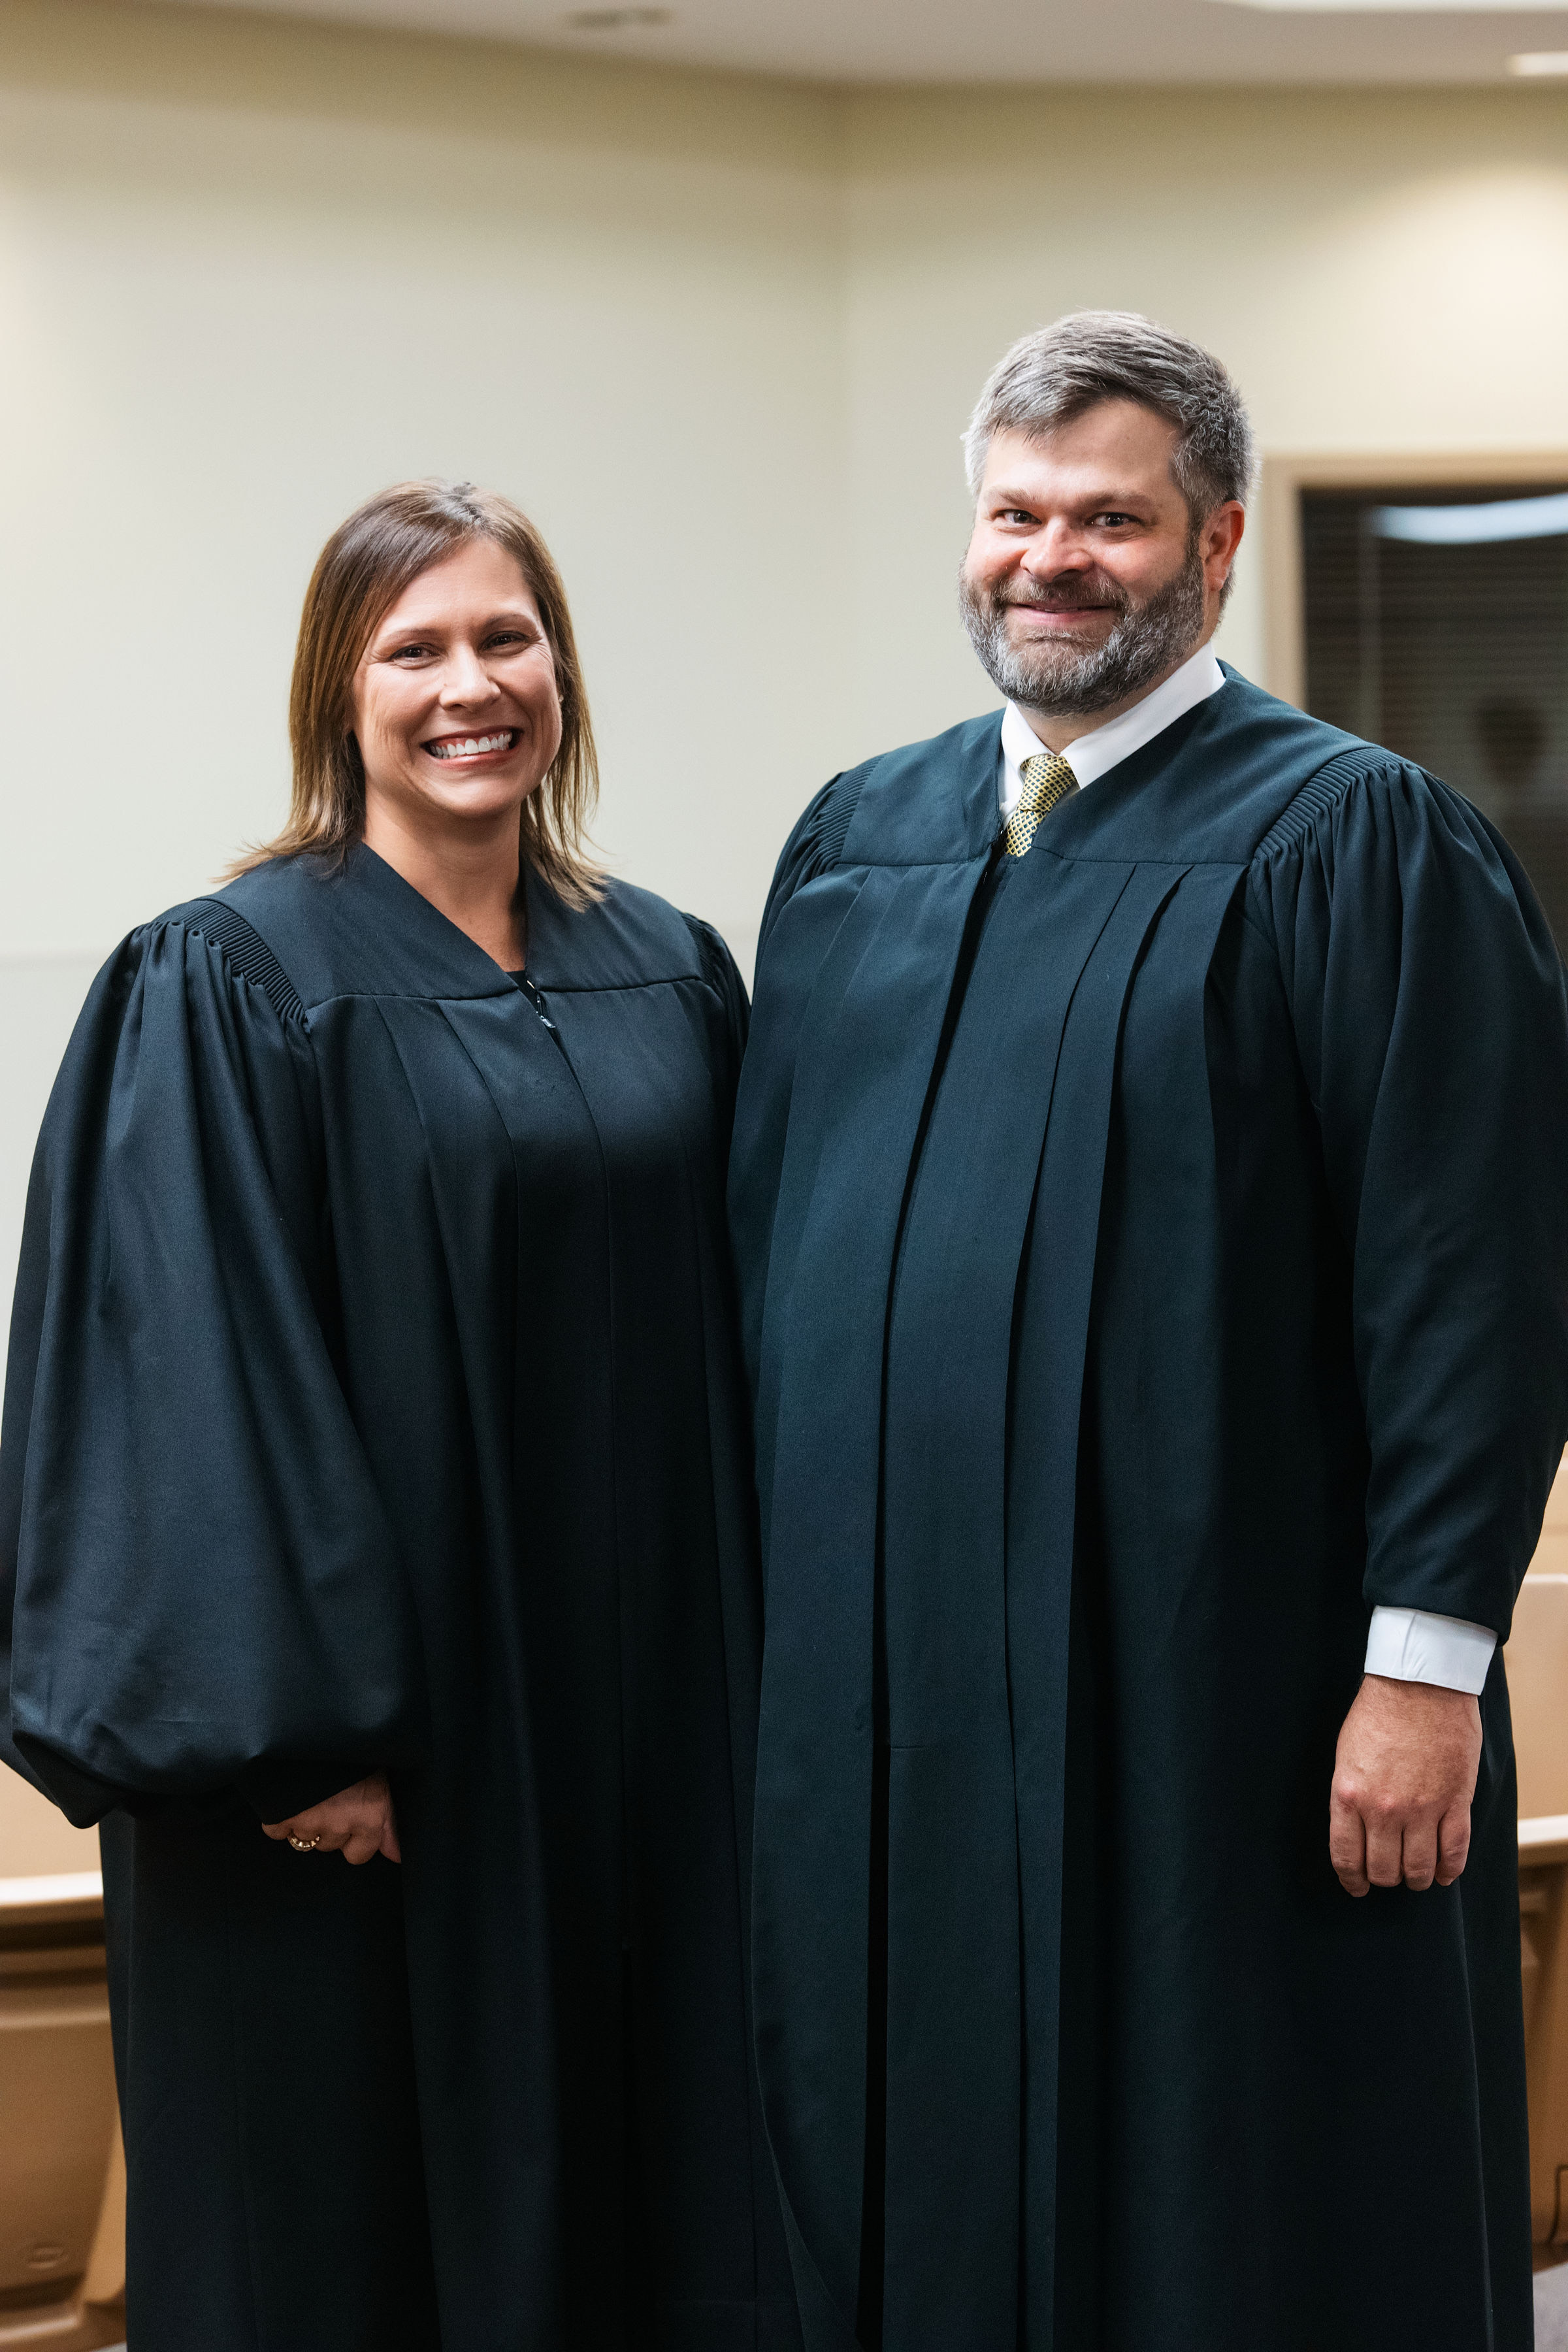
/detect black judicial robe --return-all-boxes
[729,669,1568,2352]
[0,844,800,2352]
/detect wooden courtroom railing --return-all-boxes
[1517,1451,1568,2262]
[0,1774,123,2352]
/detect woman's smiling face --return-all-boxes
[351,536,564,839]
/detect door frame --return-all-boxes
[1260,450,1568,708]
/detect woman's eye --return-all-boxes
[391,642,434,662]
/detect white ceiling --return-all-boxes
[156,0,1568,87]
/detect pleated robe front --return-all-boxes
[1,844,800,2352]
[729,670,1568,2352]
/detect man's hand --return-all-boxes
[1328,1674,1481,1897]
[262,1771,401,1865]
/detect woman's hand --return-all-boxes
[262,1771,401,1865]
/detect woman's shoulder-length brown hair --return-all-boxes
[231,479,601,906]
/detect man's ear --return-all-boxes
[1203,500,1246,596]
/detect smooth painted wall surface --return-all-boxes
[3,4,1568,1396]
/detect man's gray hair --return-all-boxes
[962,311,1255,519]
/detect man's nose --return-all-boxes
[1019,523,1092,578]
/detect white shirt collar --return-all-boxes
[998,644,1227,819]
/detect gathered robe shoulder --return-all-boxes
[0,904,425,1824]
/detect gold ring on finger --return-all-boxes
[287,1833,321,1853]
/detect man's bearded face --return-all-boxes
[959,534,1206,720]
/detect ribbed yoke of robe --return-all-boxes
[1,843,800,2352]
[729,669,1568,2352]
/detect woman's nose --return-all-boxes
[441,645,498,704]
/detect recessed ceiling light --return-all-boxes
[1224,1,1568,11]
[1509,49,1568,71]
[563,6,673,25]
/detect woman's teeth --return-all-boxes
[429,730,515,759]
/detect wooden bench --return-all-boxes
[0,1774,123,2351]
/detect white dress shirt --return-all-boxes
[997,644,1496,1697]
[998,643,1227,817]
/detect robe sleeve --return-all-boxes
[681,913,750,1081]
[0,912,425,1827]
[1249,760,1568,1641]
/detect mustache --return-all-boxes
[994,575,1130,615]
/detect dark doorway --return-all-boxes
[1300,483,1568,955]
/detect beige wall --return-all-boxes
[2,3,1567,1411]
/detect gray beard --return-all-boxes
[959,547,1206,719]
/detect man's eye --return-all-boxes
[1094,513,1137,529]
[999,510,1036,526]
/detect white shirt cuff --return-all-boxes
[1364,1605,1497,1695]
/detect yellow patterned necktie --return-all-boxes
[1003,749,1076,858]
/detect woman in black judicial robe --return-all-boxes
[0,480,798,2352]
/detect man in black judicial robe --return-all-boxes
[728,312,1568,2350]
